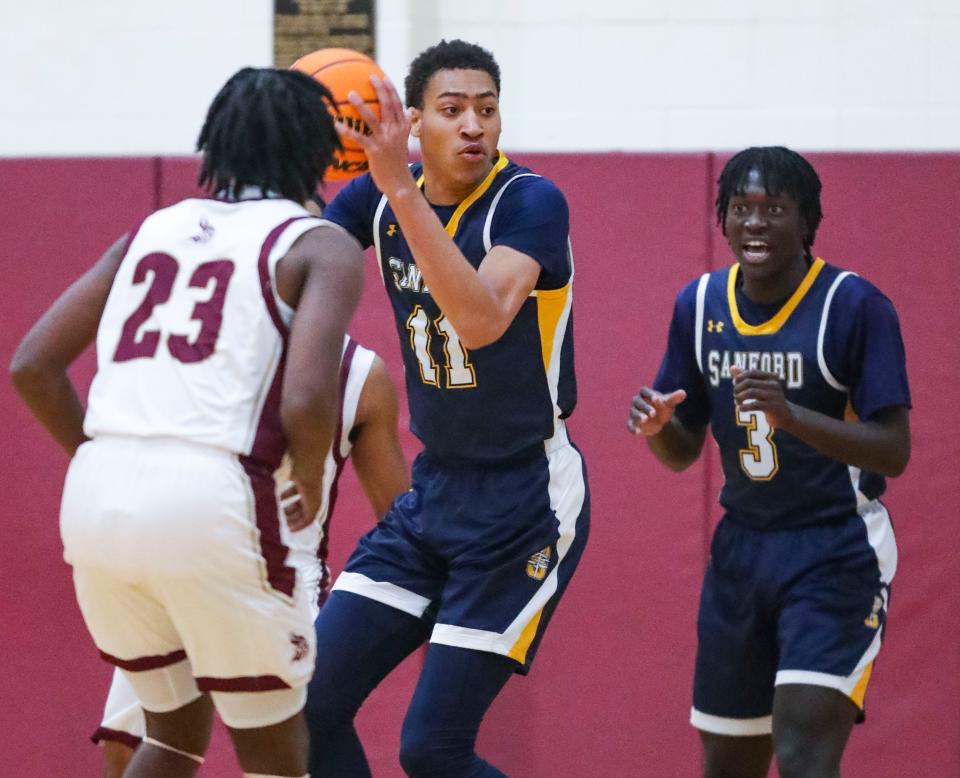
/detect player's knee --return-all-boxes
[774,732,838,778]
[303,675,357,736]
[399,710,472,778]
[100,740,134,778]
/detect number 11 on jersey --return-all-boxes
[405,305,476,389]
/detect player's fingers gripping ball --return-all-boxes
[290,48,386,180]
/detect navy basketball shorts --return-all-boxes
[331,440,590,673]
[691,499,897,736]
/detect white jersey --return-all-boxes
[85,195,322,468]
[94,335,378,746]
[284,336,375,604]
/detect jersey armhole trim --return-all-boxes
[482,173,542,252]
[694,273,710,373]
[817,271,856,391]
[372,194,389,287]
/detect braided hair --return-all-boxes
[716,146,824,256]
[196,67,341,203]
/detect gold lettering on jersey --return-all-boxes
[388,257,430,293]
[707,350,803,388]
[526,547,552,581]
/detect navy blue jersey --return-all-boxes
[323,154,577,463]
[654,258,910,529]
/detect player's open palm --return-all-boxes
[340,75,413,198]
[629,386,687,437]
[730,367,794,429]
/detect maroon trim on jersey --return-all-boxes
[99,648,187,671]
[91,726,141,748]
[195,674,291,692]
[240,457,296,598]
[258,215,313,339]
[316,338,359,602]
[244,215,316,473]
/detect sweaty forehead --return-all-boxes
[423,69,498,102]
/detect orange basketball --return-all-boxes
[290,48,385,181]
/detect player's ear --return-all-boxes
[409,107,422,138]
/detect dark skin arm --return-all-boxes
[278,354,409,525]
[9,234,128,456]
[349,356,410,517]
[628,385,708,472]
[731,365,911,476]
[276,223,364,529]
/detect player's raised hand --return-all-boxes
[628,386,687,437]
[338,75,414,199]
[281,479,321,532]
[730,366,795,429]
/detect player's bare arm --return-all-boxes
[731,366,911,476]
[338,74,540,349]
[10,234,128,456]
[349,356,410,517]
[277,224,364,527]
[629,385,706,472]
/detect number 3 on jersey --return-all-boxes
[406,305,476,389]
[737,406,779,480]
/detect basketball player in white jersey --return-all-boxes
[11,67,364,777]
[95,337,409,776]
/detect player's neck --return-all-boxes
[420,163,494,206]
[740,255,812,305]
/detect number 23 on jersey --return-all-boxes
[113,252,234,364]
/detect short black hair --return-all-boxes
[404,39,500,109]
[196,67,341,204]
[716,146,824,255]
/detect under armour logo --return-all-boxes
[707,319,724,333]
[386,224,398,237]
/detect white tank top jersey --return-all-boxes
[284,336,376,602]
[85,196,323,465]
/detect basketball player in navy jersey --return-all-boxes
[12,68,363,778]
[629,147,911,778]
[305,40,590,776]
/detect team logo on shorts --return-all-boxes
[290,632,310,662]
[864,596,883,629]
[526,547,552,581]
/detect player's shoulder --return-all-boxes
[821,260,896,310]
[676,270,716,306]
[498,160,565,202]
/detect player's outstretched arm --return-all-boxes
[731,367,911,476]
[10,234,128,456]
[349,356,410,518]
[277,224,364,526]
[338,75,540,349]
[629,386,707,472]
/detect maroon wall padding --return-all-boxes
[0,158,157,775]
[1,153,956,777]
